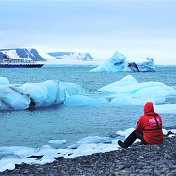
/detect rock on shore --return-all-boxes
[0,136,176,176]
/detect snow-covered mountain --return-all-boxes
[38,51,96,66]
[0,49,96,65]
[0,48,46,61]
[47,52,94,61]
[0,52,6,60]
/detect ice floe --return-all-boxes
[0,128,175,172]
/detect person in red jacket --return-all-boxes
[118,102,164,148]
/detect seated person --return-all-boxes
[118,102,164,148]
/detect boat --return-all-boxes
[0,58,44,68]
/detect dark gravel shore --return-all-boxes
[1,136,176,176]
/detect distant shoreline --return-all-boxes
[43,64,98,67]
[42,64,176,67]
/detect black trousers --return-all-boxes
[123,130,147,147]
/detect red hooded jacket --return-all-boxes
[135,102,164,144]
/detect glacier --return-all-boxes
[89,51,155,72]
[0,75,176,110]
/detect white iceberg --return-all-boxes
[90,51,155,72]
[90,51,127,72]
[0,75,176,110]
[63,75,175,106]
[0,78,85,110]
[99,75,176,105]
[137,58,155,72]
[0,86,30,110]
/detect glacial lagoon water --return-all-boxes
[0,66,176,149]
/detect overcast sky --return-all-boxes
[0,0,176,64]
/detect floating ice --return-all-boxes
[64,95,108,106]
[0,86,30,110]
[76,136,112,144]
[48,140,66,145]
[0,77,9,86]
[154,104,176,114]
[90,51,155,72]
[99,75,176,105]
[0,79,84,110]
[0,75,176,110]
[137,58,155,72]
[90,51,127,72]
[59,82,85,98]
[116,128,135,138]
[0,127,175,172]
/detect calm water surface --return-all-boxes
[0,66,176,147]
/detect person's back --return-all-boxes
[136,102,164,144]
[118,102,164,148]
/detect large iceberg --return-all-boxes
[99,75,176,105]
[0,77,84,110]
[89,51,155,72]
[0,75,176,110]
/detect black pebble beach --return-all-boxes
[1,136,176,176]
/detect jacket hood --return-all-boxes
[144,102,155,115]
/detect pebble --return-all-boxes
[0,136,176,176]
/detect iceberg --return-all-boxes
[0,78,85,110]
[63,75,175,106]
[0,86,30,110]
[99,75,176,105]
[90,51,127,72]
[89,51,155,72]
[0,75,176,110]
[137,58,155,72]
[59,82,85,98]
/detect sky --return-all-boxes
[0,0,176,65]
